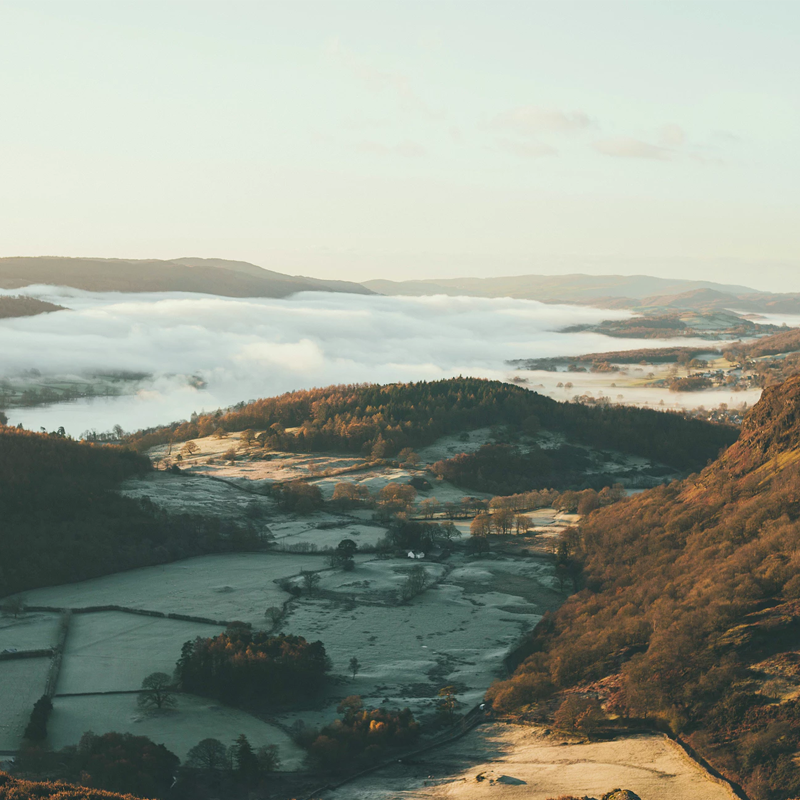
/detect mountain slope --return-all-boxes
[488,375,800,800]
[0,294,65,318]
[363,274,757,302]
[602,286,800,314]
[0,257,373,298]
[0,772,147,800]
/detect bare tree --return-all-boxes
[138,672,177,711]
[401,565,428,601]
[186,738,229,770]
[301,571,321,593]
[1,596,25,618]
[515,514,532,535]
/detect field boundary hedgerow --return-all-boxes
[26,605,233,627]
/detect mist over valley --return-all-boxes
[2,285,741,436]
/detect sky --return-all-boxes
[1,1,799,288]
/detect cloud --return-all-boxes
[658,124,686,147]
[496,138,558,158]
[712,130,742,144]
[490,106,593,136]
[353,139,427,157]
[326,37,442,120]
[592,137,672,161]
[1,287,645,435]
[592,124,731,164]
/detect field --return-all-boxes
[0,659,50,750]
[47,694,305,767]
[19,554,300,625]
[3,433,630,769]
[14,548,562,757]
[0,432,735,797]
[0,612,60,652]
[337,723,737,800]
[58,613,222,694]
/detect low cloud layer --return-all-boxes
[592,136,672,161]
[490,106,593,136]
[0,287,720,436]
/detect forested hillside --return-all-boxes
[0,256,370,298]
[0,295,64,319]
[0,428,242,597]
[488,375,800,800]
[127,378,737,472]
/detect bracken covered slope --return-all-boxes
[488,375,800,800]
[0,772,148,800]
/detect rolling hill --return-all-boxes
[363,274,757,303]
[0,257,373,298]
[364,274,800,315]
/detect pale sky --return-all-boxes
[1,1,799,289]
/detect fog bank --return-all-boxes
[0,287,746,435]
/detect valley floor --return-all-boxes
[333,722,738,800]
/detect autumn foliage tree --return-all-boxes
[304,695,420,773]
[176,630,329,708]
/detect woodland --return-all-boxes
[0,295,64,319]
[0,428,259,597]
[126,378,736,471]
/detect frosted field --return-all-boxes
[449,558,563,600]
[314,559,448,597]
[416,429,494,464]
[310,469,491,508]
[20,553,312,625]
[48,694,305,768]
[58,613,222,694]
[150,433,367,485]
[191,452,366,484]
[9,547,561,759]
[278,556,561,728]
[269,519,388,550]
[0,612,60,652]
[0,659,50,750]
[120,471,266,519]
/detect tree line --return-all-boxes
[0,427,268,598]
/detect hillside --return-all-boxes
[363,274,800,315]
[126,378,737,472]
[602,286,800,315]
[0,427,243,597]
[363,274,756,302]
[0,773,147,800]
[0,257,372,298]
[0,295,65,319]
[561,310,778,340]
[488,375,800,800]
